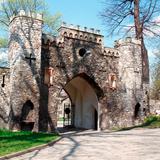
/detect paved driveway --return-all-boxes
[10,128,160,160]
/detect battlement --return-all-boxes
[103,47,119,58]
[42,34,57,44]
[10,10,43,23]
[0,67,10,75]
[114,37,141,48]
[58,22,104,44]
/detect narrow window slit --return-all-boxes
[1,73,5,87]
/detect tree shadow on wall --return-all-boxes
[8,16,55,132]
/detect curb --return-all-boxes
[0,137,62,160]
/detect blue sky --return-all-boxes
[45,0,156,64]
[0,0,156,66]
[46,0,117,47]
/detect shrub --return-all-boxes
[143,115,160,128]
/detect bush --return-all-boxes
[143,115,160,128]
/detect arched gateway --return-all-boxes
[0,11,150,132]
[64,74,99,130]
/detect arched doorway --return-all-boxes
[64,74,99,130]
[57,89,72,128]
[134,102,141,119]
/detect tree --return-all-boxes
[150,53,160,100]
[101,0,160,83]
[0,0,61,36]
[0,37,8,48]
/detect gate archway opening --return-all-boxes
[62,74,100,130]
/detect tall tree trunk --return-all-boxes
[141,38,150,83]
[134,0,142,39]
[134,0,149,83]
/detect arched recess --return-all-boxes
[20,100,35,131]
[63,73,103,130]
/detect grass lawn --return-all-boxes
[118,115,160,131]
[0,129,59,157]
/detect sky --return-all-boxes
[46,0,117,47]
[45,0,156,63]
[0,0,157,67]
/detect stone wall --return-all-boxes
[42,24,146,130]
[0,67,10,128]
[150,100,160,114]
[0,13,149,131]
[8,11,43,131]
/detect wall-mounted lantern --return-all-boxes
[44,67,54,87]
[109,74,117,90]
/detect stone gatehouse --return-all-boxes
[0,11,150,132]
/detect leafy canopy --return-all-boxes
[0,0,61,35]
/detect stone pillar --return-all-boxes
[8,11,43,131]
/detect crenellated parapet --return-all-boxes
[58,22,104,44]
[42,34,57,44]
[103,47,119,58]
[9,10,43,23]
[114,37,141,48]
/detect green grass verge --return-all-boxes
[117,115,160,131]
[0,129,59,157]
[143,115,160,128]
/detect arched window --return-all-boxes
[89,37,93,41]
[69,33,73,38]
[84,36,88,40]
[99,39,102,43]
[75,34,78,38]
[64,32,67,36]
[80,35,83,39]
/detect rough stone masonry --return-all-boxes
[0,10,150,132]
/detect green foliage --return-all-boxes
[0,37,8,48]
[150,55,160,100]
[151,80,160,100]
[0,129,59,156]
[0,0,61,35]
[115,115,160,131]
[58,117,64,121]
[43,12,62,35]
[143,115,160,128]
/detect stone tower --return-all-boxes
[116,38,146,125]
[9,10,43,131]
